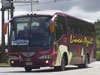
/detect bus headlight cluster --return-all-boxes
[39,55,52,59]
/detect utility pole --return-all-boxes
[1,7,6,63]
[7,9,10,48]
[11,0,14,18]
[0,0,14,63]
[31,1,33,12]
[9,0,14,46]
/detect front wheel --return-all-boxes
[54,56,66,71]
[24,67,32,72]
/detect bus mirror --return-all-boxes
[50,24,54,32]
[3,22,9,35]
[50,20,57,32]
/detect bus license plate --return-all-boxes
[25,62,33,65]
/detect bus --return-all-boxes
[4,10,96,72]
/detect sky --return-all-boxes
[14,0,100,22]
[0,0,100,42]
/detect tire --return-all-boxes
[54,56,66,71]
[78,55,89,68]
[25,67,32,72]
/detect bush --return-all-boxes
[96,52,100,61]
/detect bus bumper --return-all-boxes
[10,59,56,67]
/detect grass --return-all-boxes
[0,63,10,67]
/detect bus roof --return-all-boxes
[14,10,93,24]
[14,10,62,17]
[32,10,62,16]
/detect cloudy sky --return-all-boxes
[14,0,100,22]
[0,0,100,42]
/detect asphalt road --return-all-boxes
[0,61,100,75]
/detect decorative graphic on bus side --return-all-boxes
[70,35,93,47]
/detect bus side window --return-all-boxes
[70,26,74,34]
[68,26,70,32]
[56,15,66,40]
[74,27,79,34]
[78,28,81,34]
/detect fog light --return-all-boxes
[45,60,49,64]
[11,61,14,64]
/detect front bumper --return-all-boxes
[10,59,55,67]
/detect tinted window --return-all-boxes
[56,15,66,40]
[67,16,95,37]
[12,16,52,47]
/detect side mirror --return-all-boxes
[50,21,55,32]
[3,22,9,35]
[50,25,54,32]
[50,20,57,32]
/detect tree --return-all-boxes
[94,20,100,49]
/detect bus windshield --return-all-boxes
[11,15,52,47]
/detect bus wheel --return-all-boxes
[54,56,65,71]
[61,56,66,70]
[78,55,89,68]
[84,55,89,68]
[25,67,32,72]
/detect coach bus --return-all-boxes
[4,10,96,72]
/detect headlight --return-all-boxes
[39,55,52,59]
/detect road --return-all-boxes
[0,61,100,75]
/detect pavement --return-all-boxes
[0,61,100,75]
